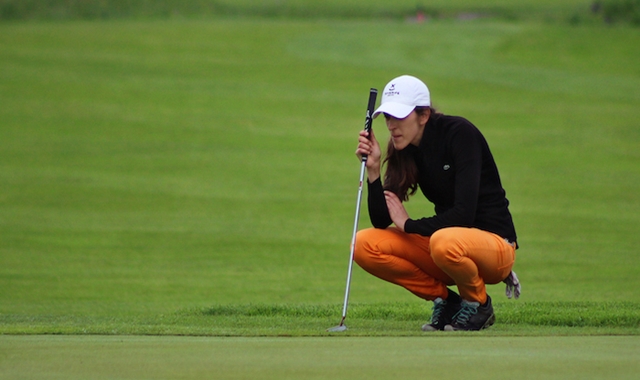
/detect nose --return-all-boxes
[386,116,398,130]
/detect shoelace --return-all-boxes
[452,303,478,326]
[430,300,446,324]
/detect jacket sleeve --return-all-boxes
[367,177,392,228]
[404,123,482,236]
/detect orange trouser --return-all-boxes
[354,226,516,304]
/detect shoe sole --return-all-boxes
[421,324,440,332]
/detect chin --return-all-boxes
[393,141,409,150]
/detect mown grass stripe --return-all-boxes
[196,302,640,328]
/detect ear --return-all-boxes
[419,108,431,126]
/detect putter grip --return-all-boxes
[361,88,378,162]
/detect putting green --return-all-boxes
[2,335,639,379]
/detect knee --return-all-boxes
[430,228,464,265]
[353,228,379,267]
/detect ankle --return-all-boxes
[445,289,462,304]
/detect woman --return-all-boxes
[354,75,520,331]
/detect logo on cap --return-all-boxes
[385,84,400,97]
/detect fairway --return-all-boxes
[2,335,640,379]
[2,17,639,327]
[1,0,640,378]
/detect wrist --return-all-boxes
[367,166,380,183]
[398,218,408,232]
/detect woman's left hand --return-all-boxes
[384,191,409,232]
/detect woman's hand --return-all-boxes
[384,191,409,231]
[356,129,381,182]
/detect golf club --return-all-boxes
[327,88,378,333]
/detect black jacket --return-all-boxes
[367,113,518,246]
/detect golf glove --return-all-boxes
[503,270,521,299]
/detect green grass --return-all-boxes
[1,9,639,379]
[3,335,639,380]
[0,0,602,22]
[2,19,639,327]
[2,302,639,336]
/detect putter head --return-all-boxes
[327,324,348,332]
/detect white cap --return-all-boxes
[373,75,431,119]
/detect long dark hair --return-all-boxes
[382,106,435,201]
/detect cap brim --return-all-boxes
[373,102,415,119]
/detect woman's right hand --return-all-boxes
[356,129,381,182]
